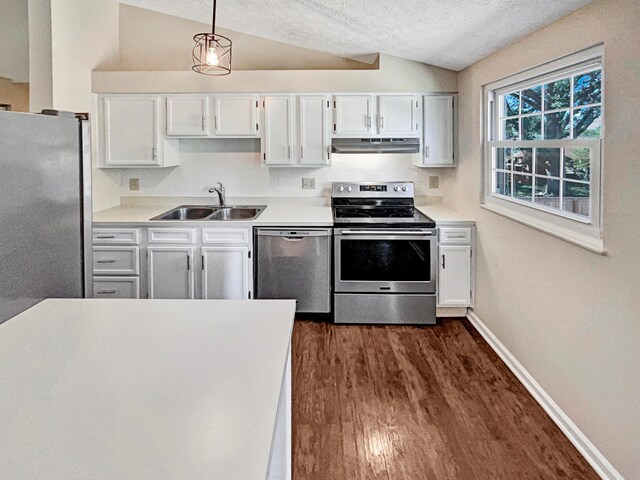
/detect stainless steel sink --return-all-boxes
[208,207,263,220]
[151,205,266,221]
[152,206,217,220]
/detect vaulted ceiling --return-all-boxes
[120,0,593,71]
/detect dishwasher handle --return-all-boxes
[256,229,332,238]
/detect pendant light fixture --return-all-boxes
[192,0,232,75]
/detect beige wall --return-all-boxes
[442,0,640,477]
[28,0,52,112]
[49,0,122,212]
[0,77,29,112]
[117,5,374,72]
[0,0,30,83]
[92,53,457,94]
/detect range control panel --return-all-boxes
[332,182,414,198]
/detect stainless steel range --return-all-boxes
[332,181,437,325]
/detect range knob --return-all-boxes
[394,186,400,192]
[338,185,345,192]
[402,186,408,192]
[347,186,353,192]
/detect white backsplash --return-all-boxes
[109,138,441,201]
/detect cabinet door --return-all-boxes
[378,95,419,136]
[166,95,209,136]
[333,95,372,136]
[103,96,161,166]
[148,246,195,299]
[423,95,455,166]
[202,246,250,299]
[298,95,330,165]
[263,96,294,165]
[214,95,258,136]
[438,245,471,306]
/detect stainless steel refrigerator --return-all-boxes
[0,110,92,324]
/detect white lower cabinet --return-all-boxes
[148,246,195,299]
[437,225,474,312]
[438,245,471,306]
[93,277,140,299]
[92,228,141,299]
[141,226,252,300]
[202,246,250,299]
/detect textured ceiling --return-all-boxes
[120,0,593,71]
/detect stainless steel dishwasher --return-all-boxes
[255,228,332,313]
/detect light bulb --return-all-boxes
[206,46,219,66]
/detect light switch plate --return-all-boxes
[129,178,140,191]
[302,178,316,189]
[429,176,439,189]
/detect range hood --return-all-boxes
[331,138,420,154]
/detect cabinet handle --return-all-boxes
[214,115,218,130]
[97,290,117,295]
[202,255,205,270]
[425,145,430,158]
[187,255,191,270]
[380,115,384,129]
[288,145,291,159]
[448,234,466,239]
[442,254,446,269]
[96,235,115,239]
[300,145,303,160]
[152,146,157,160]
[97,259,116,264]
[202,115,206,130]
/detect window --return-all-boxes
[483,46,604,253]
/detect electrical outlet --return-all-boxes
[302,178,316,190]
[428,176,439,189]
[129,178,140,191]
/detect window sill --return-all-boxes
[480,202,605,254]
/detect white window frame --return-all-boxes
[482,45,605,254]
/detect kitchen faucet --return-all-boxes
[208,182,226,206]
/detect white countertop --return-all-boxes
[93,199,472,226]
[0,299,295,480]
[93,203,334,226]
[417,204,475,225]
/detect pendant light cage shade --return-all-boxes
[192,33,232,75]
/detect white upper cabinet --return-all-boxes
[377,95,419,136]
[166,95,209,136]
[101,96,168,167]
[416,94,456,167]
[333,95,373,136]
[262,95,294,166]
[297,95,330,166]
[214,95,259,137]
[202,246,250,299]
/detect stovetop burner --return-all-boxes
[331,181,436,228]
[334,206,416,219]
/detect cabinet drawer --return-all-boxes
[148,228,196,244]
[93,276,140,298]
[93,228,140,245]
[93,246,140,275]
[439,227,472,245]
[202,228,250,245]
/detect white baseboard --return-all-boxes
[466,310,624,480]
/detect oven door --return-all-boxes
[334,229,437,294]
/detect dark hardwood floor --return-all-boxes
[292,318,599,480]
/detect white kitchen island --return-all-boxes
[0,299,295,480]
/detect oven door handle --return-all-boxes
[339,230,435,236]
